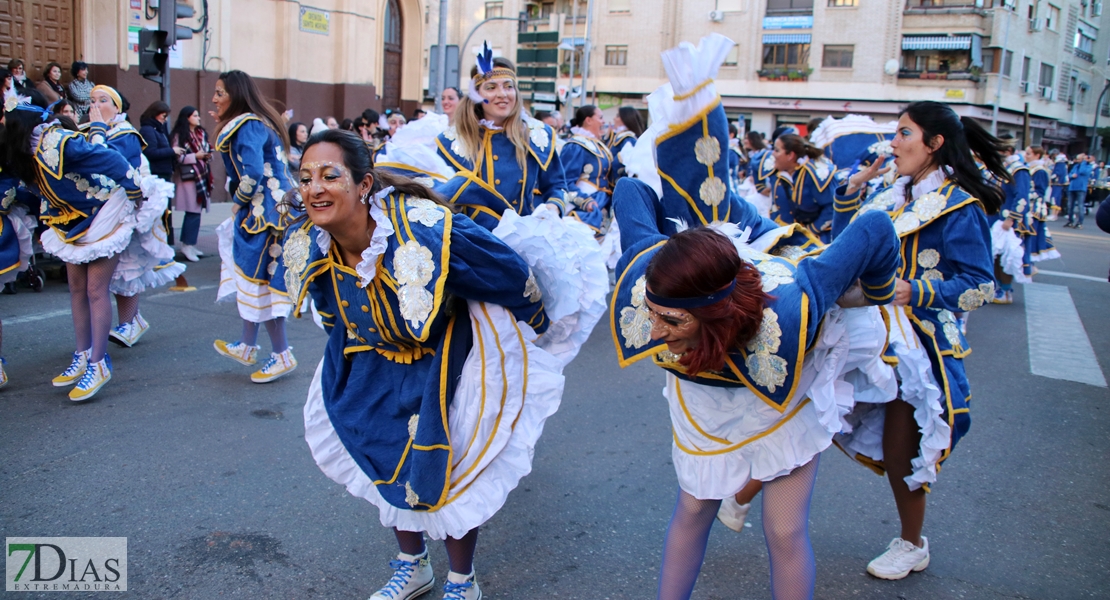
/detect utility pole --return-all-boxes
[567,0,580,116]
[434,0,449,113]
[1091,81,1110,157]
[580,0,595,109]
[990,2,1013,136]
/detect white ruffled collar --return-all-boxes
[570,126,597,139]
[313,186,396,286]
[479,119,504,131]
[890,167,949,210]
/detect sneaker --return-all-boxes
[52,350,91,387]
[1004,290,1014,304]
[716,496,751,533]
[992,289,1012,305]
[0,358,8,389]
[866,536,929,580]
[250,348,297,383]
[956,315,968,335]
[369,550,435,600]
[69,355,112,402]
[442,571,481,600]
[109,313,150,348]
[181,245,201,262]
[214,340,259,366]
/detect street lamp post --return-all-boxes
[990,3,1013,136]
[458,16,529,83]
[434,0,448,113]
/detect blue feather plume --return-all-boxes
[476,41,494,76]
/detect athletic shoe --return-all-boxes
[866,536,929,580]
[181,245,201,262]
[956,315,968,335]
[214,340,259,366]
[0,358,8,389]
[69,355,112,402]
[250,348,297,383]
[52,350,91,387]
[369,550,435,600]
[442,571,481,600]
[716,496,752,533]
[109,313,150,348]
[1004,290,1014,304]
[992,289,1012,304]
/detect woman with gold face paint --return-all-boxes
[276,130,561,600]
[210,70,300,384]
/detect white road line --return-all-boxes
[1024,282,1107,388]
[5,284,218,326]
[1034,270,1108,283]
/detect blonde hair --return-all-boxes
[454,57,530,170]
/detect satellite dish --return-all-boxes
[884,59,900,75]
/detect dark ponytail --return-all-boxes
[899,101,1007,215]
[617,106,645,137]
[777,134,823,160]
[571,105,599,129]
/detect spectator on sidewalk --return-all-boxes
[1066,153,1091,229]
[169,105,214,262]
[67,61,94,122]
[36,61,67,104]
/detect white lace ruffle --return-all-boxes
[668,305,895,499]
[0,206,35,285]
[659,33,735,126]
[990,220,1031,284]
[304,301,565,540]
[40,186,136,264]
[835,306,953,491]
[215,217,292,322]
[809,114,898,149]
[491,209,609,367]
[354,188,396,286]
[109,170,180,295]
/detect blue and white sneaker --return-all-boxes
[214,339,259,366]
[52,349,91,387]
[69,355,112,402]
[369,550,434,600]
[250,348,297,383]
[442,571,481,600]
[109,313,150,348]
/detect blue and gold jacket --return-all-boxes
[0,167,37,278]
[1000,158,1034,235]
[275,192,547,511]
[562,132,615,194]
[833,179,996,456]
[822,131,894,172]
[1027,160,1051,223]
[34,124,143,240]
[770,159,836,243]
[607,130,637,179]
[215,113,295,236]
[752,148,777,194]
[435,117,572,230]
[85,119,145,168]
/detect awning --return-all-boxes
[902,35,972,51]
[762,34,812,45]
[558,37,587,50]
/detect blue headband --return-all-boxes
[645,280,735,309]
[10,102,54,122]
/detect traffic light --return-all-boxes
[139,29,169,84]
[157,0,196,46]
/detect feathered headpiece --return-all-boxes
[468,41,516,104]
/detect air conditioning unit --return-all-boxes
[1095,1,1103,16]
[709,10,724,22]
[1022,81,1034,94]
[1041,86,1054,99]
[1029,18,1044,31]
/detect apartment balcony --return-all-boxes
[1075,48,1096,63]
[898,68,981,83]
[904,0,990,15]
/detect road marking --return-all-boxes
[1034,270,1108,283]
[1024,282,1107,388]
[5,285,218,325]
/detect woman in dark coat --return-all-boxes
[139,101,181,181]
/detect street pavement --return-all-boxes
[2,207,1108,599]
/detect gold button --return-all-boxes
[495,179,501,185]
[377,342,385,347]
[341,300,350,307]
[368,327,377,333]
[361,305,369,313]
[356,281,364,288]
[337,274,344,281]
[493,155,499,160]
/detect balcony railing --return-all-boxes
[898,69,981,82]
[1074,48,1095,63]
[904,0,989,15]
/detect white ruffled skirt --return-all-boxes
[216,217,292,323]
[990,220,1031,284]
[304,301,565,540]
[110,174,185,296]
[834,306,952,491]
[742,186,773,219]
[671,306,896,500]
[491,209,609,368]
[40,186,136,265]
[0,205,36,285]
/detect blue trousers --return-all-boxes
[180,212,202,246]
[1067,190,1087,225]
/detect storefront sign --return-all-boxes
[299,7,330,35]
[762,16,814,30]
[944,89,966,100]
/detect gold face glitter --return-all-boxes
[299,162,353,195]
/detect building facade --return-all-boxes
[425,0,1110,153]
[2,0,426,122]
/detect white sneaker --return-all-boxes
[251,348,298,383]
[369,550,435,600]
[69,355,112,402]
[181,245,201,262]
[109,313,150,347]
[867,536,930,580]
[716,496,751,533]
[52,350,91,387]
[442,571,481,600]
[214,340,259,366]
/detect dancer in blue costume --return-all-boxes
[612,34,900,600]
[1049,150,1069,220]
[210,70,300,383]
[1023,146,1061,264]
[562,105,616,234]
[769,134,836,243]
[5,101,145,400]
[278,130,564,600]
[83,85,182,347]
[831,100,1008,581]
[435,47,574,232]
[607,106,644,180]
[988,141,1033,303]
